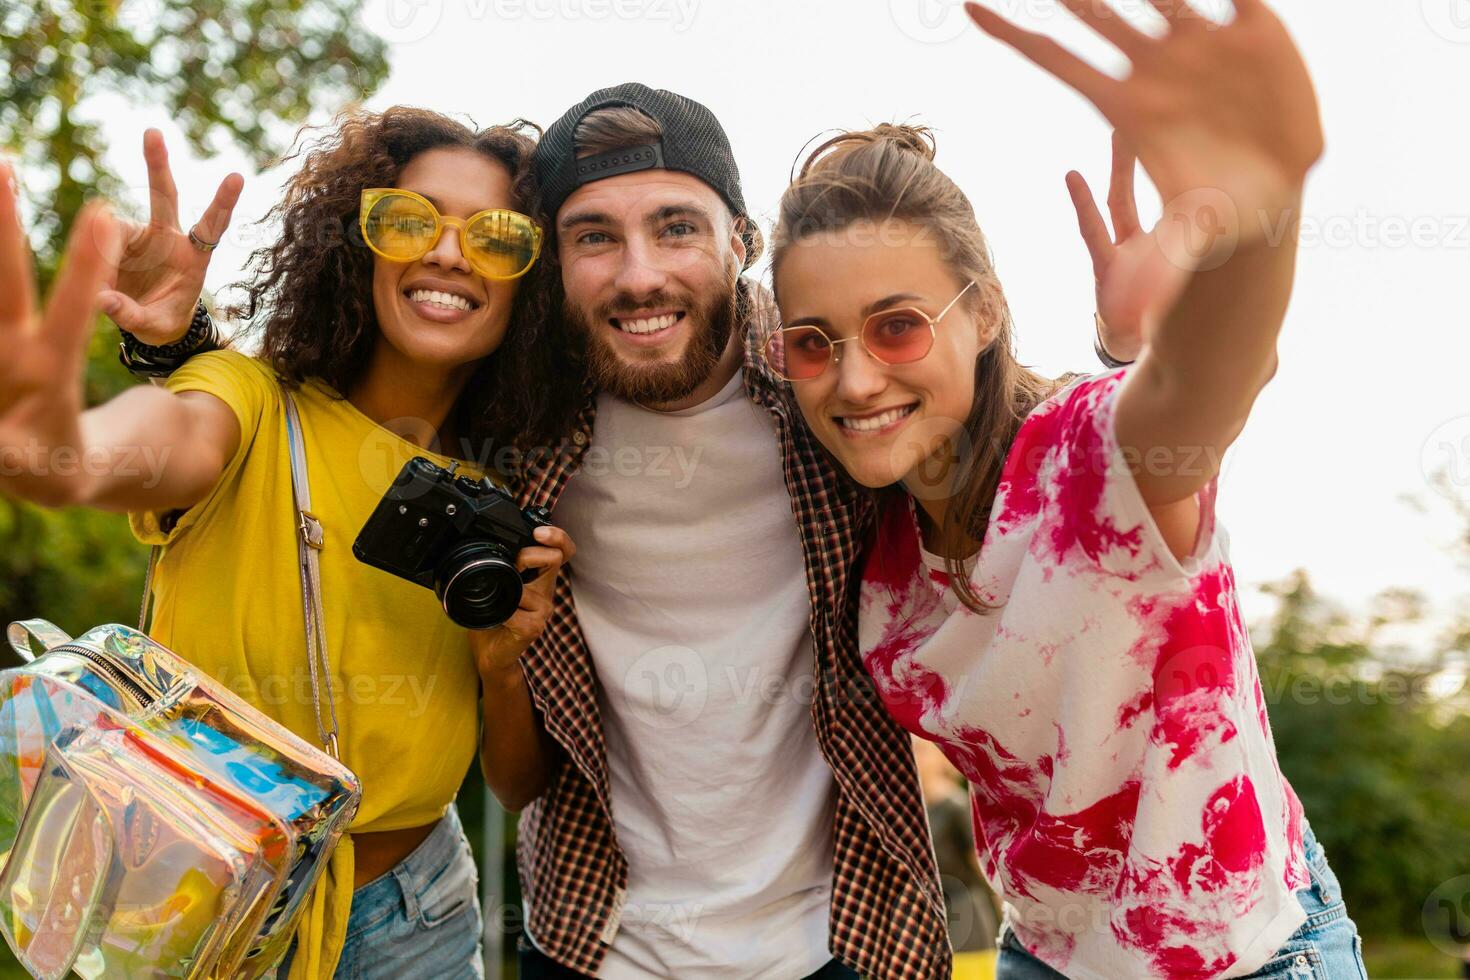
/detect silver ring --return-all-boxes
[187,227,219,253]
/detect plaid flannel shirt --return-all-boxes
[512,283,952,979]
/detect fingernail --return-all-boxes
[533,526,553,542]
[99,295,118,314]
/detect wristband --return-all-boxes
[118,300,221,378]
[1093,312,1135,369]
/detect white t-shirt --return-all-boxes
[554,368,837,980]
[859,371,1309,980]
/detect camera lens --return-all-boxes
[434,541,523,629]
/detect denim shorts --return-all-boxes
[996,825,1368,979]
[274,805,484,980]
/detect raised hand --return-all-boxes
[0,161,122,505]
[966,0,1322,505]
[967,0,1324,323]
[99,129,243,345]
[969,0,1321,216]
[1067,132,1146,362]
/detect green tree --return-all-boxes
[1257,570,1470,938]
[0,0,388,636]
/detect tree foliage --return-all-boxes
[1,0,388,259]
[0,0,387,635]
[1257,569,1470,937]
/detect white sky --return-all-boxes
[89,0,1470,627]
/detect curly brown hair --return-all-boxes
[231,105,582,460]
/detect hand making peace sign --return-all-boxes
[99,129,244,345]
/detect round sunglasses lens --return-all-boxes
[364,194,437,259]
[864,310,933,364]
[466,213,538,278]
[771,327,832,380]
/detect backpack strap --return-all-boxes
[133,381,342,760]
[7,620,73,663]
[281,382,342,760]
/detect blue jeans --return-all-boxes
[997,826,1367,979]
[274,805,484,979]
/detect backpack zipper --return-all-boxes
[48,644,157,708]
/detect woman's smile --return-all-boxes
[832,402,920,438]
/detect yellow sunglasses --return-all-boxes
[359,188,543,281]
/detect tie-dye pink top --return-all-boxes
[859,372,1310,980]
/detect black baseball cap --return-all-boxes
[534,82,753,254]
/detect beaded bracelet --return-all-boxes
[118,300,221,378]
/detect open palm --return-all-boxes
[0,162,121,504]
[968,0,1324,330]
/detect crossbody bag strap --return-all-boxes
[281,382,342,759]
[139,546,159,632]
[133,382,342,760]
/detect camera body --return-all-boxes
[353,457,554,629]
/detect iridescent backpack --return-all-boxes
[0,384,360,979]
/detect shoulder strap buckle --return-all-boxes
[298,511,325,551]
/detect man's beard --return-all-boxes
[564,268,740,406]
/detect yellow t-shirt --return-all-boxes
[130,350,484,980]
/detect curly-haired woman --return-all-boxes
[0,107,575,979]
